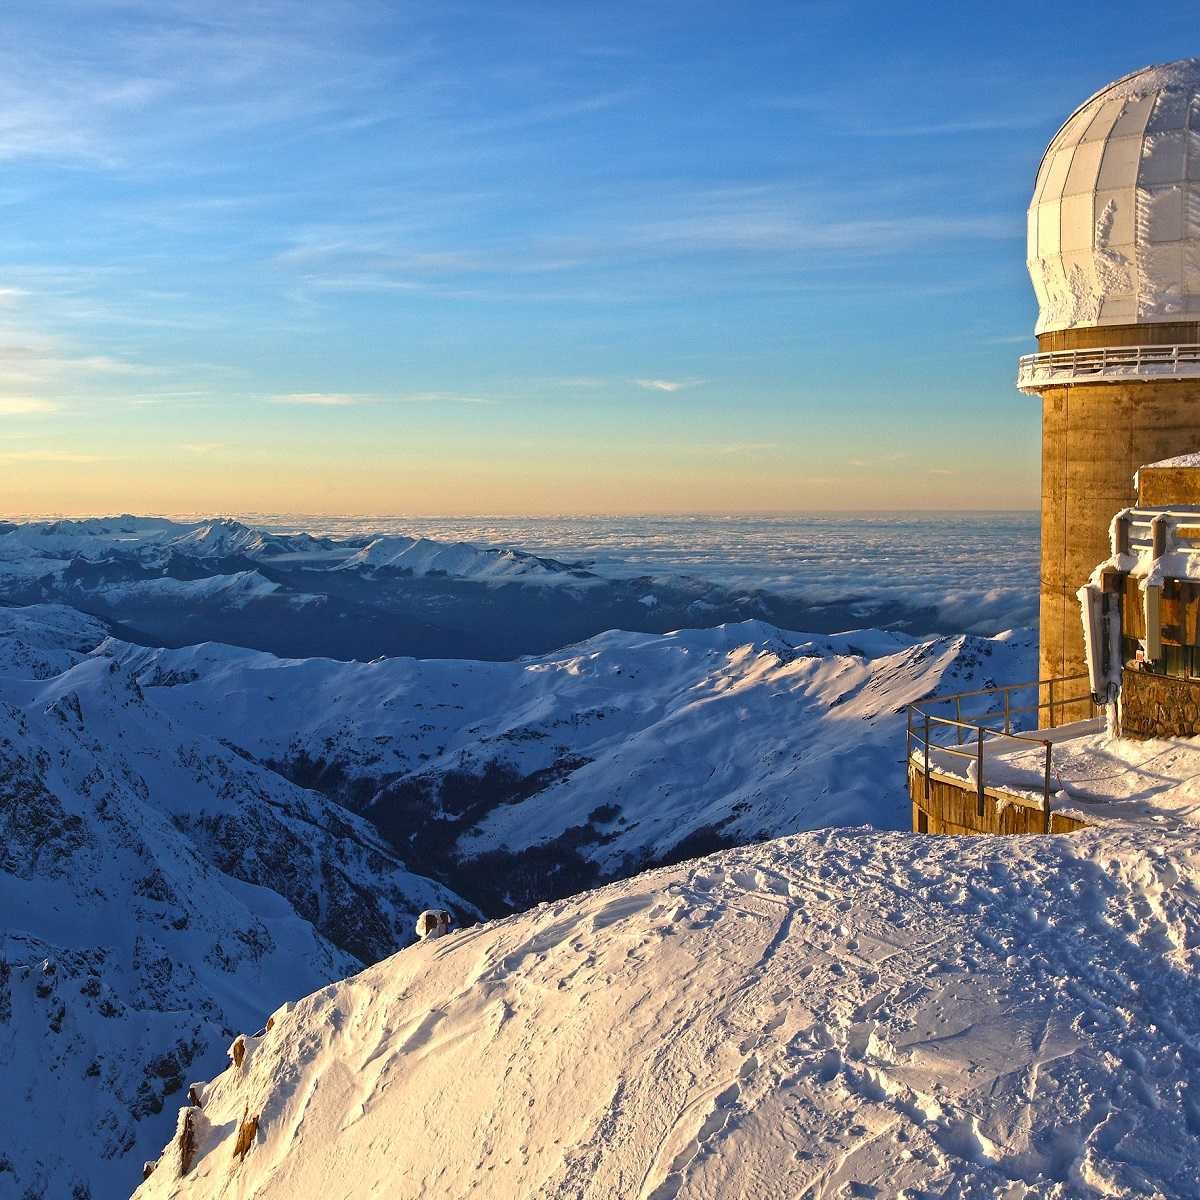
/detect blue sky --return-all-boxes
[0,1,1193,515]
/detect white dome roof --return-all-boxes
[1028,58,1200,334]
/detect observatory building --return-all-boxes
[1019,58,1200,709]
[906,59,1200,837]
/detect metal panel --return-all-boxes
[1185,241,1200,297]
[1188,129,1200,181]
[1139,129,1187,185]
[1059,193,1095,252]
[1110,91,1156,138]
[1080,95,1126,143]
[1028,59,1200,333]
[1037,200,1061,258]
[1062,139,1104,197]
[1097,134,1145,190]
[1142,184,1185,243]
[1147,87,1191,133]
[1093,188,1134,248]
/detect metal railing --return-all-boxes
[1017,343,1200,393]
[906,673,1099,832]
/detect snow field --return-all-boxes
[136,825,1200,1199]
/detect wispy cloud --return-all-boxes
[634,379,705,393]
[270,392,362,407]
[180,441,226,455]
[549,376,607,389]
[0,6,401,168]
[0,339,152,388]
[626,204,1013,256]
[404,391,497,406]
[0,397,56,415]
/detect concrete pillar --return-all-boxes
[1032,321,1200,721]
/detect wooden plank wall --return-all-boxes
[909,766,1087,836]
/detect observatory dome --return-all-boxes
[1028,58,1200,334]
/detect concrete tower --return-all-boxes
[1020,58,1200,712]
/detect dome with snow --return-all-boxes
[1028,58,1200,334]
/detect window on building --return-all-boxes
[1161,643,1194,678]
[1122,635,1200,678]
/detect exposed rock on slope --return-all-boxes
[134,824,1200,1199]
[0,606,464,1200]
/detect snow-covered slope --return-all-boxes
[99,570,287,607]
[134,823,1200,1199]
[0,516,585,580]
[338,534,594,581]
[0,602,1036,1196]
[108,623,1036,912]
[0,606,465,1200]
[0,516,1026,663]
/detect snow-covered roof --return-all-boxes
[1140,450,1200,470]
[1028,58,1200,334]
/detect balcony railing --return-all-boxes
[906,673,1101,831]
[1017,343,1200,392]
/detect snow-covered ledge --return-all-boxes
[1017,343,1200,393]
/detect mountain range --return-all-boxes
[0,518,1038,1197]
[0,516,979,663]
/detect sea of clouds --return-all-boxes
[254,511,1039,635]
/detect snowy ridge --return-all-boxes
[0,516,1040,666]
[100,570,286,607]
[0,606,466,1200]
[254,511,1042,635]
[0,516,587,581]
[106,623,1037,909]
[135,824,1200,1199]
[339,534,593,582]
[0,516,285,562]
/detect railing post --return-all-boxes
[1048,677,1055,729]
[1043,739,1053,834]
[923,711,930,801]
[906,706,912,779]
[1003,687,1011,735]
[976,725,985,818]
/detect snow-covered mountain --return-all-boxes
[133,822,1200,1199]
[0,605,465,1200]
[0,516,1002,662]
[0,597,1035,1197]
[0,516,581,579]
[107,621,1036,914]
[338,534,594,581]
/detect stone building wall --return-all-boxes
[1120,667,1200,739]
